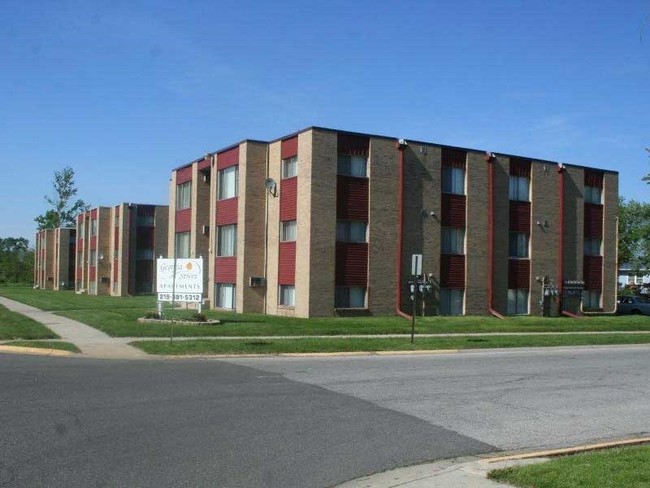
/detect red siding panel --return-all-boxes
[90,236,97,249]
[215,256,237,283]
[281,136,298,159]
[510,158,531,177]
[509,201,531,232]
[216,197,238,226]
[175,209,192,233]
[176,166,193,184]
[584,204,603,238]
[584,171,604,188]
[280,177,297,221]
[441,148,467,168]
[337,176,369,220]
[583,256,603,290]
[77,267,83,278]
[217,146,239,169]
[89,267,96,281]
[278,242,296,285]
[91,208,98,219]
[197,156,211,171]
[113,260,118,281]
[114,227,119,248]
[335,243,368,286]
[508,259,531,289]
[440,255,465,288]
[337,133,369,155]
[441,194,466,227]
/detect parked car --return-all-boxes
[617,296,650,316]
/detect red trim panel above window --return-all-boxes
[583,256,603,290]
[509,202,531,232]
[584,203,603,239]
[216,198,238,226]
[89,267,96,281]
[281,136,298,159]
[176,166,192,184]
[441,148,467,168]
[337,133,369,155]
[91,208,98,219]
[441,194,466,227]
[335,243,368,286]
[278,242,296,285]
[510,158,531,177]
[197,156,211,171]
[440,254,465,288]
[280,177,297,221]
[337,176,369,220]
[175,209,192,233]
[508,259,530,289]
[215,256,237,283]
[584,171,604,188]
[217,146,239,169]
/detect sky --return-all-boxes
[2,0,649,243]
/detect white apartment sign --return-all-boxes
[156,258,203,303]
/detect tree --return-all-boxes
[35,166,89,229]
[644,148,650,185]
[618,197,650,273]
[0,237,34,284]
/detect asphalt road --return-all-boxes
[1,345,648,487]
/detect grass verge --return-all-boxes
[131,333,650,355]
[3,341,80,353]
[0,304,59,340]
[488,445,650,488]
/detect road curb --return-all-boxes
[0,345,76,357]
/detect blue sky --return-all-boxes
[2,0,649,242]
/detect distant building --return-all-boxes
[34,227,76,290]
[618,264,650,294]
[167,126,618,317]
[75,203,168,296]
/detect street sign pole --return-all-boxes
[411,281,416,343]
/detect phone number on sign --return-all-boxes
[157,293,202,302]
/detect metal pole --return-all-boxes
[170,244,177,344]
[411,280,416,343]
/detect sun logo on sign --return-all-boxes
[186,262,193,271]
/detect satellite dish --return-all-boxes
[264,178,277,197]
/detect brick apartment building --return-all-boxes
[34,227,76,290]
[75,203,168,296]
[168,127,618,318]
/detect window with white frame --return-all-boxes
[509,176,530,201]
[336,221,367,243]
[89,250,97,266]
[337,154,368,177]
[442,166,465,195]
[441,227,465,254]
[217,224,237,256]
[440,288,464,315]
[584,185,602,205]
[175,232,190,258]
[335,287,366,308]
[509,232,530,258]
[90,219,97,236]
[279,285,295,307]
[282,156,298,179]
[218,166,238,200]
[584,238,602,256]
[507,289,529,315]
[583,290,601,309]
[88,282,97,295]
[176,181,191,210]
[216,283,236,309]
[281,220,296,242]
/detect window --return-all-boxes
[282,156,298,179]
[175,232,190,258]
[218,166,238,200]
[440,288,464,315]
[335,287,366,308]
[89,250,97,266]
[281,220,297,242]
[216,284,236,309]
[442,167,465,195]
[114,214,119,227]
[336,221,367,242]
[441,227,465,254]
[509,176,530,202]
[90,219,97,236]
[88,282,97,295]
[585,185,602,204]
[113,249,119,260]
[584,238,602,256]
[217,224,237,256]
[337,154,367,177]
[583,290,601,309]
[507,289,529,315]
[176,181,191,210]
[509,232,530,258]
[279,285,295,307]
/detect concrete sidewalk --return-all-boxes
[0,296,148,359]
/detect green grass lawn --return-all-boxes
[131,333,650,355]
[4,341,80,353]
[488,445,650,488]
[0,303,59,340]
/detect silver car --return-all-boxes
[617,296,650,316]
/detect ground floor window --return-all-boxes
[279,285,295,307]
[216,283,236,309]
[440,288,464,315]
[88,282,97,295]
[507,288,529,315]
[583,290,601,309]
[335,287,366,308]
